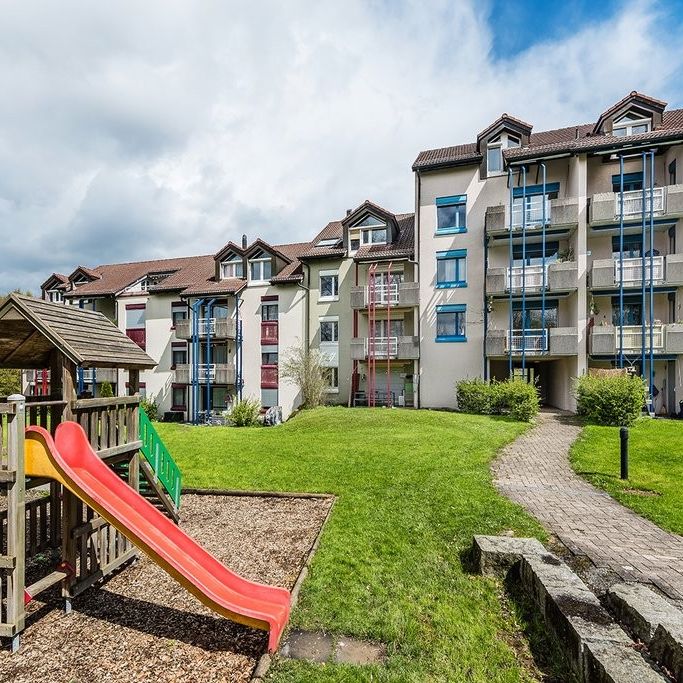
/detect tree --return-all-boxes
[280,343,329,409]
[100,381,114,398]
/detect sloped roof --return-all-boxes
[0,294,156,370]
[354,213,414,260]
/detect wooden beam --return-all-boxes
[0,330,41,365]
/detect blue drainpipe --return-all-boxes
[541,163,547,352]
[508,167,514,378]
[205,298,217,419]
[641,153,647,384]
[521,165,527,374]
[649,150,655,406]
[618,155,625,368]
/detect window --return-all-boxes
[221,255,244,279]
[669,160,677,185]
[261,303,278,321]
[611,172,644,193]
[320,320,339,342]
[262,352,278,365]
[512,301,559,329]
[171,385,187,410]
[171,344,187,368]
[261,388,278,408]
[436,305,466,342]
[249,251,272,282]
[436,195,467,234]
[612,234,644,259]
[362,227,387,245]
[487,133,520,176]
[125,304,146,350]
[316,238,341,248]
[372,319,403,337]
[325,367,339,392]
[47,289,63,303]
[612,112,651,137]
[611,296,642,326]
[436,249,467,288]
[171,302,187,327]
[319,271,339,300]
[512,241,559,266]
[349,215,387,252]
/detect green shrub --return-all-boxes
[455,377,539,422]
[229,397,261,427]
[140,398,159,421]
[575,374,646,426]
[100,381,114,398]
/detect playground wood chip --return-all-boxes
[0,493,333,683]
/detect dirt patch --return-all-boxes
[0,493,333,683]
[623,488,661,497]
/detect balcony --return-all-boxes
[486,261,578,296]
[590,184,683,225]
[175,363,236,384]
[486,328,578,357]
[350,336,420,361]
[175,318,236,340]
[590,254,683,289]
[589,324,683,355]
[350,282,419,309]
[485,197,579,237]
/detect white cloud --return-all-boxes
[0,0,681,291]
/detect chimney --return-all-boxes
[242,234,247,249]
[346,208,352,216]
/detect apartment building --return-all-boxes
[32,90,683,418]
[414,91,683,414]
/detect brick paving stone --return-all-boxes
[493,411,683,601]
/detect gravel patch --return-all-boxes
[0,493,333,683]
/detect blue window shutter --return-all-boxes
[436,194,467,207]
[436,304,466,313]
[512,182,559,198]
[436,249,467,259]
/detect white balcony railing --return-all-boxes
[505,329,549,353]
[364,336,398,358]
[511,196,551,229]
[619,324,664,351]
[198,318,216,335]
[506,264,548,290]
[614,255,664,283]
[365,283,399,306]
[615,187,665,217]
[196,363,217,381]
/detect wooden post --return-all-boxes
[127,369,140,492]
[59,355,78,610]
[48,350,63,548]
[6,395,26,652]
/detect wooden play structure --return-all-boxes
[0,294,291,652]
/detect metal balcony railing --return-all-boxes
[198,318,216,335]
[365,283,399,306]
[616,187,665,217]
[505,329,549,353]
[364,336,399,358]
[618,324,664,351]
[614,256,664,283]
[506,264,548,290]
[511,196,551,229]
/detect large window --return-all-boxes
[325,367,339,392]
[319,271,339,300]
[220,255,244,279]
[512,241,559,267]
[512,302,558,329]
[171,385,187,410]
[320,319,339,342]
[372,319,403,337]
[171,343,187,368]
[261,303,278,321]
[349,215,387,253]
[125,304,146,349]
[611,296,642,326]
[171,302,187,327]
[436,305,466,342]
[611,234,645,259]
[612,112,651,137]
[249,251,272,282]
[436,195,466,234]
[436,249,467,288]
[486,132,520,177]
[611,172,643,193]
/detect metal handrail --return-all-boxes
[618,324,664,351]
[615,187,664,217]
[506,264,548,290]
[505,328,549,352]
[614,255,664,283]
[364,336,399,358]
[365,283,399,305]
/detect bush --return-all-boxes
[140,398,159,421]
[456,377,539,422]
[575,373,646,426]
[229,397,261,427]
[280,343,328,409]
[100,381,114,398]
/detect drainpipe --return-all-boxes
[641,152,647,385]
[541,163,547,353]
[414,170,421,409]
[508,167,514,378]
[205,298,217,419]
[521,165,528,375]
[483,233,489,381]
[235,293,243,401]
[649,150,655,405]
[299,262,311,349]
[619,155,625,368]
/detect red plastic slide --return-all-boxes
[25,423,291,651]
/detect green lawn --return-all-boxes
[157,407,548,682]
[571,419,683,535]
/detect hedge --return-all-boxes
[575,373,646,426]
[456,377,540,422]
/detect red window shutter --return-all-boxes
[261,321,278,344]
[127,328,146,350]
[261,365,278,388]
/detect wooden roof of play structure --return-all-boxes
[0,293,156,370]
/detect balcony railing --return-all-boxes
[175,363,235,384]
[365,336,398,358]
[175,317,236,340]
[614,256,665,283]
[619,324,664,351]
[511,197,551,229]
[366,283,399,306]
[351,281,419,309]
[506,264,547,290]
[505,329,549,353]
[616,188,665,217]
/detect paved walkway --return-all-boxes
[493,411,683,601]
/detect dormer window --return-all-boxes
[248,250,272,283]
[47,289,63,303]
[220,254,244,279]
[315,238,342,248]
[612,112,651,137]
[486,133,520,177]
[348,215,387,253]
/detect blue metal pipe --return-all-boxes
[649,151,655,405]
[618,155,625,368]
[508,167,514,378]
[641,153,647,384]
[205,298,217,420]
[191,298,205,424]
[521,165,527,374]
[541,163,547,350]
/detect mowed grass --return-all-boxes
[571,419,683,535]
[157,407,547,682]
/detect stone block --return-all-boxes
[583,641,667,683]
[650,622,683,681]
[472,535,546,579]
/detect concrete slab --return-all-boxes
[582,641,667,683]
[280,630,333,663]
[607,582,683,644]
[472,535,547,579]
[650,622,683,682]
[334,638,386,665]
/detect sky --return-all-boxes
[2,0,683,293]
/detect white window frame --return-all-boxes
[47,289,63,303]
[612,113,651,137]
[320,318,339,343]
[325,366,339,394]
[319,270,339,301]
[220,257,244,279]
[249,256,272,283]
[486,132,520,177]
